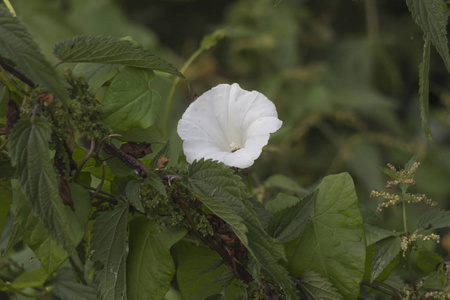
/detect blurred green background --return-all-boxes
[11,0,450,246]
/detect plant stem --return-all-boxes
[3,0,16,16]
[402,201,408,235]
[163,47,204,139]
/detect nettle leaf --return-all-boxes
[418,38,436,148]
[8,118,77,249]
[297,269,344,300]
[185,159,296,299]
[101,67,161,131]
[285,173,365,300]
[370,236,401,282]
[91,201,129,300]
[364,224,397,246]
[0,5,69,103]
[417,210,450,231]
[267,192,316,242]
[265,193,301,213]
[124,179,144,213]
[13,187,68,274]
[126,217,186,300]
[176,241,243,300]
[53,36,183,78]
[406,0,450,73]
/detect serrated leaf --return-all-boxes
[176,241,241,300]
[0,5,69,103]
[91,201,129,300]
[297,269,344,300]
[406,0,450,73]
[267,192,315,242]
[51,268,97,300]
[126,217,186,300]
[185,159,296,299]
[101,67,160,131]
[371,236,401,282]
[364,224,396,246]
[145,172,167,197]
[125,179,144,213]
[54,36,183,78]
[418,38,436,148]
[265,193,301,213]
[13,186,68,274]
[417,210,450,231]
[286,173,365,300]
[8,118,78,249]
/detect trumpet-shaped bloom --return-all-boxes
[177,83,282,168]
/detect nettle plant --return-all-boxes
[0,1,450,300]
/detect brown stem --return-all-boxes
[74,139,95,182]
[0,58,35,88]
[172,190,253,283]
[91,164,106,200]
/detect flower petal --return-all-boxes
[177,83,282,168]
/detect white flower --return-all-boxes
[177,83,282,168]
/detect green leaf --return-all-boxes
[418,38,436,148]
[176,241,242,300]
[267,192,315,242]
[406,0,450,73]
[265,193,301,213]
[72,63,119,93]
[101,67,161,131]
[126,217,186,300]
[53,36,183,78]
[417,210,450,231]
[297,269,344,300]
[364,224,396,246]
[115,126,165,144]
[51,268,97,300]
[8,118,78,249]
[125,180,144,213]
[0,5,69,103]
[13,187,68,274]
[185,159,296,299]
[145,172,167,198]
[370,236,402,282]
[10,267,48,289]
[91,201,129,300]
[417,250,443,275]
[285,173,365,300]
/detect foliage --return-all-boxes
[1,0,450,300]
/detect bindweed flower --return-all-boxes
[177,83,282,168]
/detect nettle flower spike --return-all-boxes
[177,83,282,169]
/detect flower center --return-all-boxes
[229,141,241,153]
